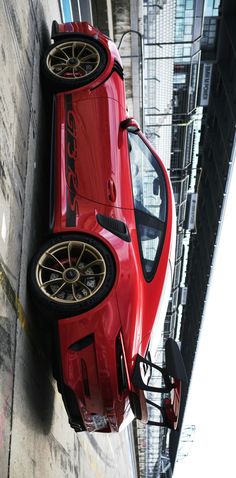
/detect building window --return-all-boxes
[185,25,192,35]
[204,0,220,16]
[186,0,194,9]
[174,73,187,84]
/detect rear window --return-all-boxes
[128,132,167,281]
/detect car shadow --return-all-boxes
[86,434,114,468]
[16,8,59,435]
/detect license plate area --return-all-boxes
[92,414,107,430]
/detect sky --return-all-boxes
[173,132,236,477]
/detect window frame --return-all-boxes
[128,131,168,282]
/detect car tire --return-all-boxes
[28,234,115,319]
[41,37,107,91]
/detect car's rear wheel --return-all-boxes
[28,234,115,318]
[42,37,107,91]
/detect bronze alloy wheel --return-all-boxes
[42,37,107,92]
[36,240,106,304]
[46,40,100,80]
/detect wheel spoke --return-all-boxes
[55,47,69,59]
[77,65,87,75]
[80,59,98,64]
[51,282,67,298]
[75,243,86,268]
[80,272,104,277]
[46,252,65,270]
[40,277,64,289]
[77,44,86,59]
[80,52,97,62]
[78,280,92,295]
[67,242,72,267]
[39,264,63,275]
[49,54,67,62]
[83,259,104,271]
[57,65,71,77]
[51,63,68,70]
[72,284,78,301]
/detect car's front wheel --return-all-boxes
[28,234,115,318]
[42,37,107,91]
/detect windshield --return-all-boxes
[128,132,168,280]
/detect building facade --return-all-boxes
[109,0,235,475]
[170,0,236,469]
[134,1,205,475]
[127,0,236,476]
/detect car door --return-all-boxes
[63,89,133,210]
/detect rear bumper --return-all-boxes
[58,290,130,432]
[51,20,101,41]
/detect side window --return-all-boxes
[128,132,167,281]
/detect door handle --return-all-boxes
[107,178,116,202]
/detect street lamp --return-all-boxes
[117,29,144,129]
[117,29,143,51]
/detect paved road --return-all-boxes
[0,1,137,477]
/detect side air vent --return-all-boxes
[69,334,94,352]
[116,334,128,394]
[113,59,124,80]
[96,214,131,242]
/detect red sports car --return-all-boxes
[29,21,186,432]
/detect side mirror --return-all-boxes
[120,117,140,133]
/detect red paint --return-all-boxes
[47,22,177,432]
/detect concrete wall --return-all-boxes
[112,0,143,124]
